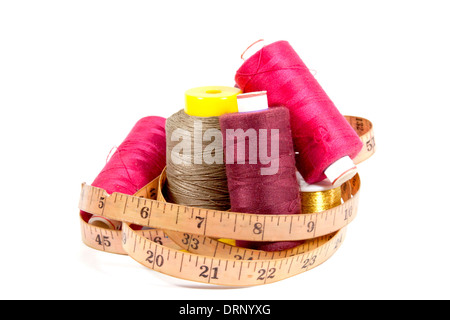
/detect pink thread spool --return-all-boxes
[80,116,166,230]
[235,40,363,186]
[220,104,303,252]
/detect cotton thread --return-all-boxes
[235,40,363,184]
[220,107,303,251]
[81,116,166,229]
[164,109,230,211]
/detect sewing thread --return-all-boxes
[235,40,363,184]
[164,109,230,211]
[81,116,166,229]
[220,107,303,251]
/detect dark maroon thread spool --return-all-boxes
[219,107,304,251]
[235,40,363,185]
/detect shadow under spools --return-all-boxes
[220,107,303,251]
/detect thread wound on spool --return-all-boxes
[220,107,303,251]
[297,169,342,215]
[235,40,363,184]
[81,116,167,229]
[164,109,230,211]
[301,188,342,214]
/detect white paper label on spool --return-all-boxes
[296,171,334,192]
[324,156,358,186]
[236,91,269,112]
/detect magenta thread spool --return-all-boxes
[81,116,166,230]
[235,40,363,186]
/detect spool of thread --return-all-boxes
[220,106,303,251]
[81,116,166,229]
[235,40,363,186]
[164,86,240,210]
[296,172,342,214]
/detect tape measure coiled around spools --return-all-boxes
[78,116,375,286]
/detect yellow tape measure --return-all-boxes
[78,116,375,286]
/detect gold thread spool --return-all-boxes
[297,171,343,213]
[301,187,342,213]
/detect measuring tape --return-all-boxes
[79,116,375,286]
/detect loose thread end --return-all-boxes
[241,39,265,60]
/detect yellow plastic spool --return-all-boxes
[184,86,241,117]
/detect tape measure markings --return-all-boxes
[79,181,358,242]
[79,169,360,242]
[345,116,375,164]
[121,222,347,286]
[79,162,360,257]
[80,217,125,254]
[80,216,182,255]
[164,229,336,261]
[79,152,361,248]
[79,116,374,286]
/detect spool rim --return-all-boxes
[184,86,241,117]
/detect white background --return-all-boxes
[1,0,449,300]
